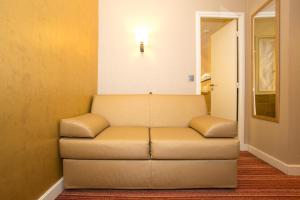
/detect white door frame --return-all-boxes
[195,11,246,150]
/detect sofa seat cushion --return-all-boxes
[150,128,239,160]
[60,127,150,160]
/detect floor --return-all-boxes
[56,152,300,200]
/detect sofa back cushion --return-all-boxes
[91,95,150,126]
[150,95,207,127]
[91,94,207,127]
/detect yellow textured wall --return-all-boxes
[0,0,98,199]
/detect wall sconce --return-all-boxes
[135,28,148,54]
[140,41,145,53]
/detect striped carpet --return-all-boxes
[56,152,300,200]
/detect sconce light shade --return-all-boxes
[140,41,144,53]
[135,27,148,54]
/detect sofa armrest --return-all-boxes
[189,116,237,138]
[60,113,109,138]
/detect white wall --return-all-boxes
[98,0,246,94]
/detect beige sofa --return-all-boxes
[59,94,239,189]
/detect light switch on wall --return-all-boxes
[188,75,194,82]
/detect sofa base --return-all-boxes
[63,159,237,189]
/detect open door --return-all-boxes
[210,19,238,121]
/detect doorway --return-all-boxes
[200,18,237,120]
[195,12,246,150]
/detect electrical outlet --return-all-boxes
[188,75,194,82]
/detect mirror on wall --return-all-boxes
[252,0,280,122]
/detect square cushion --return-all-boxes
[150,128,239,160]
[60,127,150,160]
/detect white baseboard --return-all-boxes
[38,178,64,200]
[240,143,248,151]
[247,144,300,176]
[288,165,300,175]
